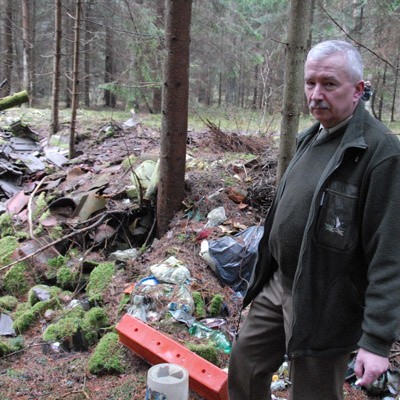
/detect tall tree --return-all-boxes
[277,0,312,182]
[50,0,62,135]
[21,0,32,100]
[1,0,13,96]
[156,0,192,237]
[69,0,81,159]
[104,26,116,108]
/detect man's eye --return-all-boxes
[325,82,336,88]
[305,81,315,88]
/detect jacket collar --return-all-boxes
[298,101,368,150]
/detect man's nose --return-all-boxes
[310,84,324,99]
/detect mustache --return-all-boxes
[309,100,329,109]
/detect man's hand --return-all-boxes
[354,348,389,386]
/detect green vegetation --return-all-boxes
[192,291,206,319]
[87,332,126,375]
[56,266,78,290]
[0,214,14,238]
[42,305,85,342]
[187,342,219,366]
[0,336,24,357]
[3,263,28,295]
[82,307,110,345]
[86,262,115,303]
[13,298,58,334]
[0,295,18,312]
[0,236,18,266]
[209,294,224,317]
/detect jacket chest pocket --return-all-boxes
[315,181,359,252]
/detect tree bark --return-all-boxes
[104,26,116,108]
[277,0,312,182]
[156,0,192,237]
[50,0,62,136]
[1,0,13,96]
[21,0,32,102]
[69,0,81,159]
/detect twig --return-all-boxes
[0,213,108,272]
[318,2,397,69]
[27,176,47,239]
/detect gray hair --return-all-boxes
[307,40,363,83]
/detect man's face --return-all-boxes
[304,53,364,128]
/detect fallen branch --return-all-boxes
[0,213,108,272]
[0,90,29,111]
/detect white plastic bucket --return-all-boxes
[145,363,189,400]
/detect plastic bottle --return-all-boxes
[189,322,231,354]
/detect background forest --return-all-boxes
[1,0,400,123]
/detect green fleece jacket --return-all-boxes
[245,101,400,358]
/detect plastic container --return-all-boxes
[146,363,189,400]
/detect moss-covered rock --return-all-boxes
[187,342,219,366]
[3,263,28,295]
[13,298,58,334]
[13,310,36,334]
[56,266,78,290]
[87,332,125,375]
[86,262,115,303]
[28,285,62,306]
[42,305,85,342]
[0,236,18,266]
[0,214,14,238]
[82,307,110,345]
[0,295,18,312]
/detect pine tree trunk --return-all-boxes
[50,0,62,136]
[277,0,312,182]
[156,0,192,237]
[69,0,81,159]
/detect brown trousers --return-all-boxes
[228,272,350,400]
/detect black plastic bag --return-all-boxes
[203,226,264,293]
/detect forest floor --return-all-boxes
[0,108,398,400]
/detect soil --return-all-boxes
[0,111,397,399]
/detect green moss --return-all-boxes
[0,295,18,312]
[86,262,115,303]
[13,298,58,334]
[28,285,62,306]
[3,263,28,295]
[82,307,110,345]
[209,294,224,317]
[0,214,14,238]
[0,337,23,357]
[0,236,18,266]
[118,293,130,313]
[31,298,57,315]
[49,224,64,240]
[32,192,48,220]
[42,306,85,342]
[87,332,125,375]
[13,302,30,319]
[56,266,78,290]
[187,342,219,366]
[13,310,35,334]
[192,291,206,319]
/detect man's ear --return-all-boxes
[354,80,365,100]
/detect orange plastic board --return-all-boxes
[116,313,228,400]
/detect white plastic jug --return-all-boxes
[145,363,189,400]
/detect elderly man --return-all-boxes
[228,40,400,400]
